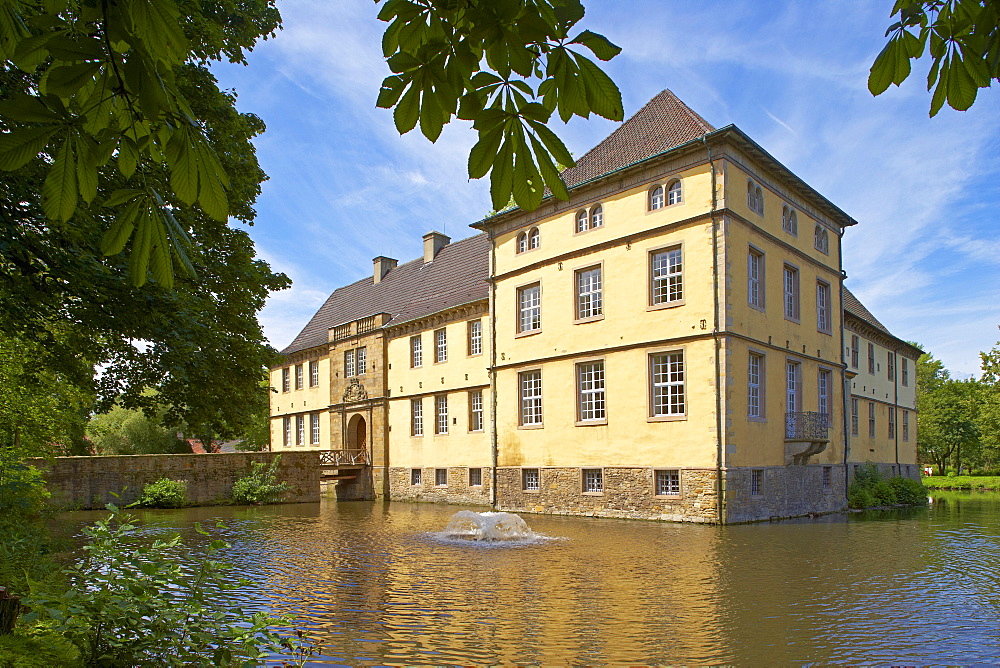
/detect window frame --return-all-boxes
[344,349,356,378]
[902,410,910,441]
[576,359,607,425]
[783,263,800,323]
[282,416,291,447]
[515,281,542,336]
[818,368,832,419]
[469,389,484,432]
[816,280,832,334]
[467,319,483,356]
[748,351,765,421]
[435,394,449,435]
[649,184,665,211]
[310,413,320,445]
[435,468,448,487]
[589,203,604,229]
[469,468,482,487]
[582,468,604,495]
[751,469,763,496]
[782,205,798,236]
[518,369,543,428]
[411,468,422,485]
[528,227,540,250]
[887,351,895,382]
[888,406,896,438]
[411,335,422,368]
[575,208,589,233]
[522,468,540,492]
[281,367,290,393]
[574,263,604,323]
[868,343,876,375]
[294,364,304,391]
[902,357,909,386]
[814,225,830,254]
[747,245,765,311]
[434,328,448,364]
[516,231,527,254]
[851,397,859,436]
[356,346,367,375]
[654,469,681,497]
[648,348,687,421]
[411,398,423,437]
[295,414,304,446]
[868,401,876,439]
[666,179,682,206]
[648,243,685,310]
[851,334,860,369]
[785,359,802,433]
[309,360,320,387]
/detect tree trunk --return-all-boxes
[0,588,21,635]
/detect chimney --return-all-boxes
[422,231,450,263]
[372,256,397,284]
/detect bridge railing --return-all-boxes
[317,449,368,466]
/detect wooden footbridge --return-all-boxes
[316,449,368,482]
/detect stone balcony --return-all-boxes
[784,411,830,465]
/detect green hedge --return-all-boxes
[848,463,927,509]
[922,475,1000,491]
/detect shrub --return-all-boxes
[847,461,926,509]
[0,628,80,667]
[871,479,897,506]
[231,456,289,505]
[133,478,188,508]
[847,485,875,510]
[0,453,50,520]
[889,476,929,505]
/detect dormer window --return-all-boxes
[667,180,682,205]
[814,225,829,254]
[782,205,798,235]
[649,185,664,210]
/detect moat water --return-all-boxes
[64,492,1000,664]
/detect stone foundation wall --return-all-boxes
[331,467,375,501]
[496,467,720,523]
[387,466,492,506]
[30,452,320,509]
[723,465,846,523]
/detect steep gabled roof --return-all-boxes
[844,287,923,358]
[281,233,489,356]
[558,89,715,189]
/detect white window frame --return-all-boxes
[748,352,764,419]
[650,351,686,418]
[649,184,665,210]
[411,398,423,436]
[575,265,603,320]
[650,246,683,306]
[435,328,448,363]
[818,368,831,418]
[519,370,543,427]
[782,205,798,235]
[295,415,304,446]
[356,346,367,375]
[748,246,764,310]
[294,364,303,390]
[667,179,682,205]
[309,360,319,387]
[411,468,422,485]
[282,416,291,446]
[785,360,801,437]
[851,334,860,369]
[469,468,482,487]
[435,468,447,486]
[817,281,831,333]
[814,225,829,254]
[517,283,541,334]
[783,264,800,322]
[582,468,603,494]
[517,232,527,254]
[589,203,603,228]
[655,469,680,496]
[522,468,540,491]
[344,349,355,378]
[435,394,449,435]
[577,361,606,423]
[576,209,589,233]
[468,319,482,356]
[469,390,484,432]
[281,367,290,393]
[411,335,422,368]
[528,227,540,249]
[310,413,320,445]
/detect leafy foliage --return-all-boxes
[86,403,187,455]
[231,455,289,505]
[870,0,1000,115]
[917,350,983,473]
[0,627,81,667]
[23,505,291,666]
[923,474,1000,489]
[848,462,927,508]
[0,449,50,519]
[132,478,188,508]
[376,0,623,212]
[0,0,280,287]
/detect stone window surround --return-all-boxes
[647,241,685,311]
[748,348,766,422]
[747,244,765,312]
[575,356,607,426]
[518,369,543,429]
[515,279,542,338]
[646,345,687,422]
[573,261,604,324]
[782,261,801,323]
[653,468,682,498]
[582,467,604,495]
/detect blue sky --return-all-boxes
[212,0,1000,378]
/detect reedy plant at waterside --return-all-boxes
[848,462,928,509]
[22,504,302,666]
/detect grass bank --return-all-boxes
[923,475,1000,491]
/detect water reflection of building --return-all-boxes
[269,90,920,522]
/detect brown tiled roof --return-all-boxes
[281,233,489,355]
[558,89,715,188]
[843,287,890,335]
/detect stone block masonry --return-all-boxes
[30,452,320,509]
[387,466,492,506]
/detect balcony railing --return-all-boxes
[785,412,830,440]
[317,449,368,466]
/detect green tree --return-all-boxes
[917,349,982,473]
[978,331,1000,466]
[870,0,1000,115]
[86,403,188,455]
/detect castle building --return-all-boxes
[270,90,920,523]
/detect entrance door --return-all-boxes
[356,417,367,452]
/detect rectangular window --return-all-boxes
[435,468,447,486]
[868,343,876,374]
[818,369,831,418]
[519,370,543,426]
[851,398,859,436]
[469,468,482,487]
[522,468,540,491]
[411,468,421,485]
[650,352,685,417]
[295,415,304,446]
[816,281,831,333]
[583,468,603,493]
[823,466,832,488]
[868,401,876,438]
[344,349,355,377]
[748,352,764,419]
[356,347,367,375]
[411,398,423,436]
[469,390,484,432]
[435,395,449,434]
[888,407,896,438]
[435,328,448,363]
[576,266,603,319]
[411,335,422,368]
[783,265,800,321]
[786,360,801,414]
[281,367,290,393]
[751,469,763,496]
[902,357,909,386]
[577,361,606,422]
[903,410,910,441]
[310,413,320,445]
[309,360,319,387]
[517,283,541,333]
[656,470,680,496]
[748,247,764,309]
[283,416,291,446]
[468,320,482,356]
[887,351,895,381]
[851,335,860,369]
[651,247,683,305]
[295,364,304,390]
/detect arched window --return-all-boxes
[782,206,797,235]
[517,232,527,254]
[747,180,755,211]
[650,185,665,210]
[667,180,682,206]
[528,227,540,249]
[576,209,588,233]
[814,226,829,254]
[755,186,764,214]
[589,204,603,228]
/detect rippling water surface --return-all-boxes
[64,493,1000,665]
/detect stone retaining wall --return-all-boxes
[387,466,492,506]
[496,467,720,523]
[29,452,320,509]
[723,465,846,523]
